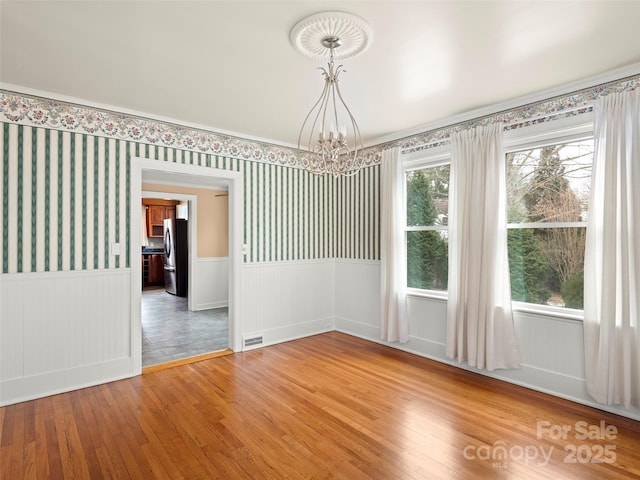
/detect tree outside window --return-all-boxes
[506,139,593,309]
[406,165,450,291]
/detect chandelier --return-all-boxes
[290,12,373,177]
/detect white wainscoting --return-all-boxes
[239,259,335,350]
[192,257,229,311]
[333,259,640,421]
[0,269,134,406]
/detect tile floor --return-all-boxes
[141,287,229,367]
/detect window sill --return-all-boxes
[405,290,584,322]
[406,288,448,301]
[511,302,584,322]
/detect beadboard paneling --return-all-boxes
[193,257,229,310]
[0,269,132,405]
[239,260,335,348]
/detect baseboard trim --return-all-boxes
[1,357,135,407]
[193,301,229,311]
[242,317,335,351]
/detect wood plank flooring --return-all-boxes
[2,332,639,479]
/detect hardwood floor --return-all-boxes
[1,332,639,479]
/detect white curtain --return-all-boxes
[380,147,408,343]
[583,89,640,408]
[446,123,520,370]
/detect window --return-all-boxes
[506,138,593,310]
[406,163,450,291]
[401,115,594,315]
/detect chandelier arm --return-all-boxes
[330,84,341,144]
[311,80,331,154]
[298,76,330,150]
[319,82,333,162]
[334,80,364,153]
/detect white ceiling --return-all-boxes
[2,1,640,148]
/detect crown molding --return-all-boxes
[367,63,640,149]
[364,67,640,157]
[2,63,639,170]
[0,82,299,150]
[0,84,311,169]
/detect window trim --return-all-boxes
[507,221,585,229]
[511,301,584,322]
[403,144,451,169]
[505,115,594,317]
[403,146,451,297]
[503,112,594,153]
[406,287,448,301]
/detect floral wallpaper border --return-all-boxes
[0,91,309,167]
[1,73,638,167]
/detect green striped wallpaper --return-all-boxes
[242,161,379,262]
[1,122,380,273]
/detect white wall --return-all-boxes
[240,259,335,349]
[0,269,133,405]
[333,260,640,421]
[192,257,229,310]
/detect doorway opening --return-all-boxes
[130,158,243,375]
[141,286,229,367]
[140,192,230,367]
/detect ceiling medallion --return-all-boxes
[290,11,373,61]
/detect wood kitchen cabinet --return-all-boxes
[142,252,165,287]
[148,205,165,226]
[144,201,177,237]
[147,254,164,284]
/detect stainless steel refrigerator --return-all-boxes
[163,218,188,296]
